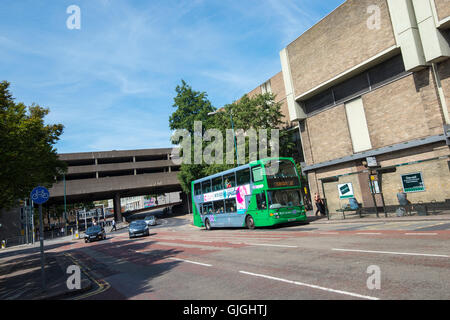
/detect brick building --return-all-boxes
[247,0,450,213]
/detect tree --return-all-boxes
[0,81,66,210]
[169,81,294,194]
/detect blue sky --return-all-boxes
[1,0,344,154]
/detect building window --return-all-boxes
[303,54,407,115]
[261,81,272,94]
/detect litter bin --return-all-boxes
[415,202,428,216]
[396,207,406,217]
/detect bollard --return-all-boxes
[1,240,6,249]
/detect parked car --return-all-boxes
[129,220,150,239]
[84,225,106,243]
[144,215,157,226]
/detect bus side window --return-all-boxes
[225,199,236,213]
[212,176,223,191]
[236,168,250,186]
[256,193,267,210]
[223,173,236,188]
[214,200,225,214]
[194,183,201,196]
[202,180,212,194]
[252,166,263,182]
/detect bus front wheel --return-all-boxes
[205,219,211,231]
[246,215,255,230]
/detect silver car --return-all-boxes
[129,220,150,239]
[144,215,157,226]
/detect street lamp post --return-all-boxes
[208,110,240,164]
[57,169,67,236]
[63,173,67,236]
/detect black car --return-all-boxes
[129,220,150,239]
[84,225,106,243]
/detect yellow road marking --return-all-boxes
[64,253,111,300]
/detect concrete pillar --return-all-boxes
[113,193,123,222]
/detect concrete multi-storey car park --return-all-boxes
[249,0,450,214]
[49,148,182,222]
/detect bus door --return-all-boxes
[247,191,268,224]
[225,198,242,227]
[212,200,227,227]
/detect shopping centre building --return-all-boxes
[247,0,450,213]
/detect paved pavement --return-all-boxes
[1,213,449,300]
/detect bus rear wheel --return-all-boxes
[204,219,211,231]
[246,215,255,230]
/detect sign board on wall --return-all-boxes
[366,156,378,167]
[338,183,354,199]
[401,172,425,193]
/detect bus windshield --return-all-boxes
[267,190,302,209]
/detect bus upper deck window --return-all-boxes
[202,180,212,193]
[236,169,250,186]
[223,173,236,188]
[212,176,223,191]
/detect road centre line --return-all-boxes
[332,248,450,258]
[168,257,212,267]
[404,233,438,236]
[356,233,382,235]
[239,271,379,300]
[239,243,298,248]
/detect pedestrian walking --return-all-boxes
[314,193,323,216]
[111,219,117,232]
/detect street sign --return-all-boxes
[30,186,50,204]
[401,172,425,193]
[366,156,378,167]
[338,183,354,199]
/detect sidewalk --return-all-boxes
[0,250,92,300]
[306,209,450,224]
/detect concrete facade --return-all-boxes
[275,0,450,214]
[49,148,182,221]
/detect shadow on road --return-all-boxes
[65,238,184,299]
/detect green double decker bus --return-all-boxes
[191,157,307,230]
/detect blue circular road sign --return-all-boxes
[30,186,50,204]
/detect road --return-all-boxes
[3,212,450,300]
[49,213,450,300]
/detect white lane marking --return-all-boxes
[318,232,339,235]
[239,271,379,300]
[404,233,437,236]
[332,248,449,258]
[356,233,382,235]
[168,257,212,267]
[243,243,298,248]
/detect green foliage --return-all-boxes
[169,80,215,136]
[170,81,297,195]
[0,81,66,210]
